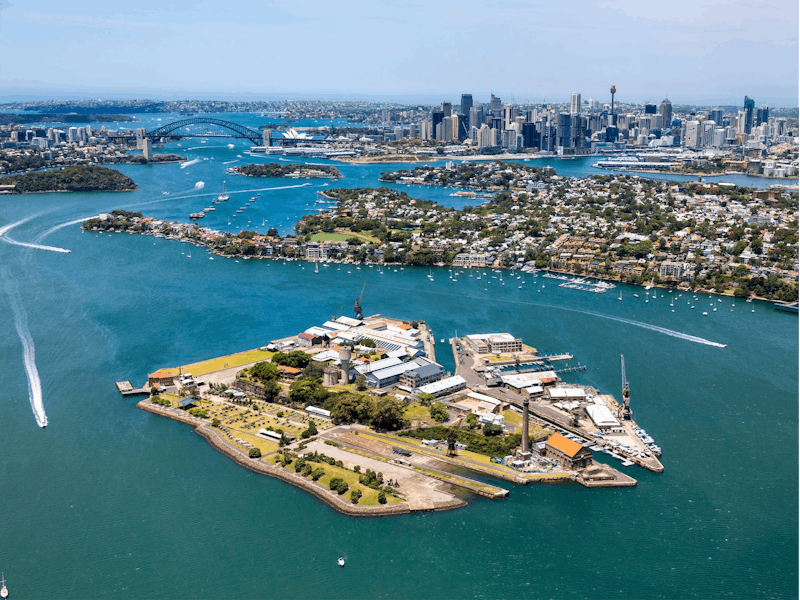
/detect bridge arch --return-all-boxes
[146,117,263,145]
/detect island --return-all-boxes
[0,165,137,193]
[123,314,643,516]
[378,161,554,190]
[230,163,342,178]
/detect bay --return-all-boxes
[0,127,796,599]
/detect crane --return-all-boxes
[353,278,367,320]
[620,354,632,420]
[446,417,464,457]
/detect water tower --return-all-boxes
[338,346,352,385]
[323,364,340,387]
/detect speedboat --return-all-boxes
[338,557,345,567]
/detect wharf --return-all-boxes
[115,381,149,396]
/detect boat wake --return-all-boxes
[194,181,205,190]
[3,269,48,427]
[180,158,202,168]
[0,214,71,253]
[34,216,98,243]
[424,291,727,348]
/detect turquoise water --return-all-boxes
[0,131,797,599]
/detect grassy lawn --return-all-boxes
[502,410,522,426]
[277,460,403,506]
[309,232,353,242]
[403,402,433,422]
[164,348,274,377]
[160,392,182,408]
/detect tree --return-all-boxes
[150,386,158,396]
[311,468,325,481]
[212,419,221,427]
[250,361,278,382]
[429,402,449,423]
[262,380,281,402]
[350,489,362,504]
[337,481,349,495]
[249,447,262,458]
[355,374,367,391]
[371,398,405,431]
[329,477,343,490]
[301,420,318,439]
[417,392,436,407]
[378,491,387,504]
[465,413,478,430]
[483,423,503,437]
[289,378,327,405]
[267,228,278,237]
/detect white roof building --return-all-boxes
[585,404,620,428]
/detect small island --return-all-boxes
[128,153,186,164]
[0,165,137,193]
[231,163,342,179]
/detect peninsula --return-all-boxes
[0,165,137,193]
[125,314,642,516]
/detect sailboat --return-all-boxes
[0,573,7,599]
[618,290,622,301]
[315,262,319,274]
[218,181,230,201]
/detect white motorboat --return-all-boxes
[338,557,345,567]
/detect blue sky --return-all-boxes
[1,0,797,105]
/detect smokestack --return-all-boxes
[522,397,530,454]
[338,346,352,385]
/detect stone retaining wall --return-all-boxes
[232,379,266,398]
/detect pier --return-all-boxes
[115,381,150,396]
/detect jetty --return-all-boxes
[115,381,149,396]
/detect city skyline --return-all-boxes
[1,0,797,106]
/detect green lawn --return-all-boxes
[164,348,274,376]
[277,460,403,506]
[403,402,433,422]
[309,230,381,244]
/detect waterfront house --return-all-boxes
[147,370,175,388]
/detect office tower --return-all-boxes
[460,94,473,117]
[684,120,700,148]
[441,102,452,118]
[394,126,405,140]
[432,110,444,139]
[503,105,518,129]
[713,128,726,148]
[77,127,87,144]
[469,107,480,131]
[457,114,469,141]
[440,115,454,141]
[743,96,755,133]
[570,93,581,114]
[702,121,715,147]
[84,125,92,139]
[756,105,769,126]
[644,103,657,114]
[660,98,672,127]
[490,94,502,115]
[419,121,431,141]
[68,127,79,142]
[522,122,539,148]
[556,113,572,148]
[477,124,492,148]
[491,116,502,131]
[408,123,419,139]
[710,109,723,127]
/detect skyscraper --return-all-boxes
[490,94,502,116]
[756,105,769,126]
[441,102,452,118]
[460,94,473,117]
[710,109,723,128]
[644,103,657,114]
[659,99,673,128]
[743,96,755,134]
[570,93,581,114]
[432,110,444,139]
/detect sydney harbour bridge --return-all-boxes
[140,117,321,146]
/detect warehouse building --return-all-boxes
[412,375,467,399]
[544,433,593,470]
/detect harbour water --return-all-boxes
[0,125,797,599]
